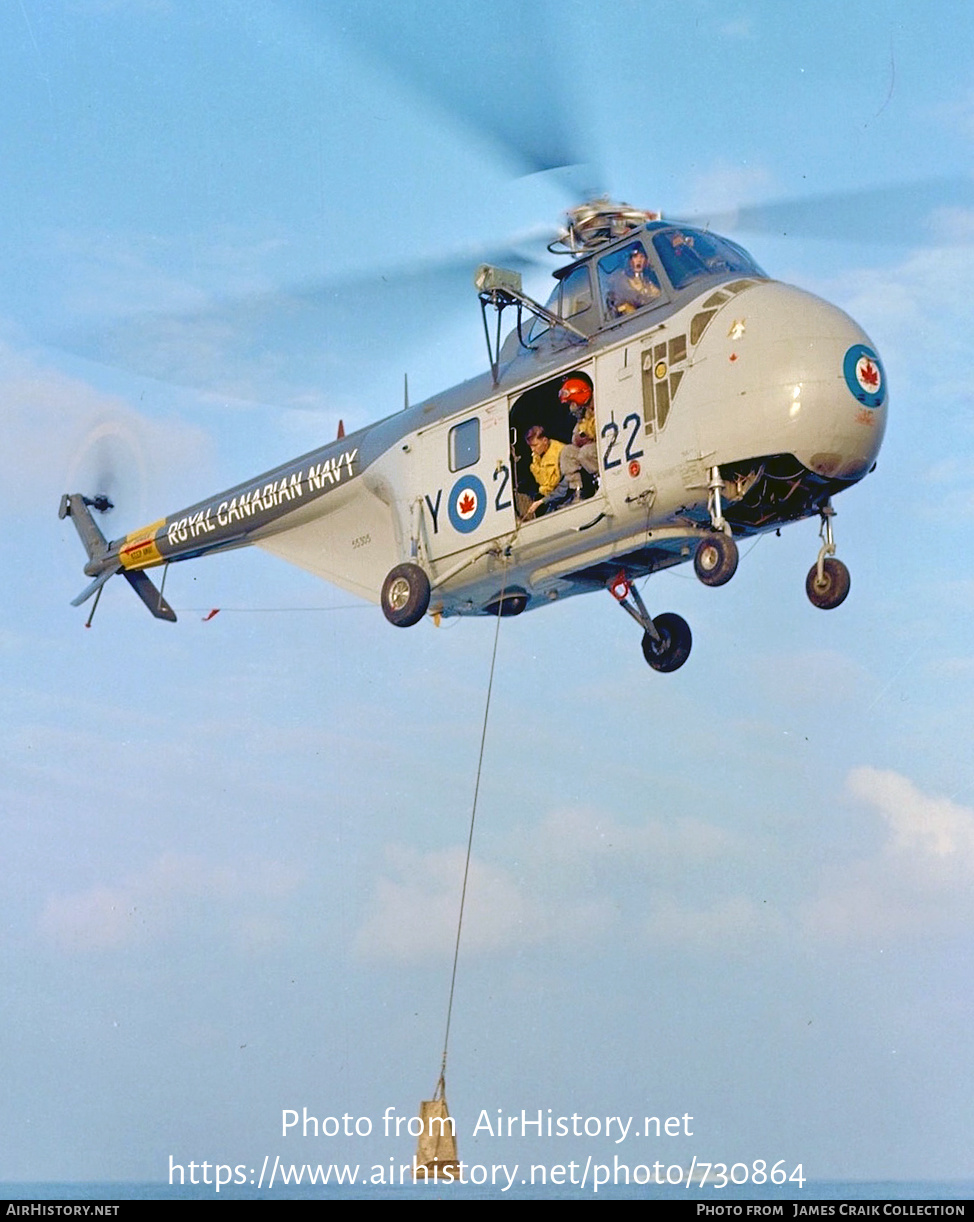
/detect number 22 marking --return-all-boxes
[493,462,512,511]
[602,415,643,469]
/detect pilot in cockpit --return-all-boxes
[605,243,661,317]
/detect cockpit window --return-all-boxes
[652,228,764,291]
[528,263,594,342]
[559,263,593,320]
[528,287,557,342]
[597,241,664,319]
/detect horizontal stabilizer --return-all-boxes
[123,570,177,622]
[71,567,120,607]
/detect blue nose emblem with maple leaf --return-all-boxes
[448,475,487,533]
[843,344,886,409]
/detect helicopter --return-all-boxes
[59,196,887,673]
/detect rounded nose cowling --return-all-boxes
[692,281,887,482]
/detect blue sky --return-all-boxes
[2,0,973,1195]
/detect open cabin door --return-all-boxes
[407,396,516,566]
[508,364,608,536]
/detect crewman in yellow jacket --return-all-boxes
[524,425,565,519]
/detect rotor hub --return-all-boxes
[550,198,660,255]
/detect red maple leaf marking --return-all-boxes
[858,359,879,388]
[458,491,476,515]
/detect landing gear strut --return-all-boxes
[694,466,739,586]
[608,573,692,673]
[805,503,850,610]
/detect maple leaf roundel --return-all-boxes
[448,474,487,533]
[843,343,886,409]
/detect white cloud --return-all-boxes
[355,810,747,963]
[353,845,552,960]
[802,767,974,940]
[39,853,302,952]
[848,766,974,878]
[0,338,211,524]
[360,770,974,961]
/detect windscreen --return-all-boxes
[651,228,765,290]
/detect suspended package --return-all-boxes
[414,1095,459,1181]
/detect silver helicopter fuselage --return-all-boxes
[62,215,887,626]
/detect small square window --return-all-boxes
[449,418,480,471]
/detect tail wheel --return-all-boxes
[693,533,739,587]
[641,612,692,672]
[805,557,850,610]
[381,563,431,627]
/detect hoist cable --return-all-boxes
[436,566,507,1097]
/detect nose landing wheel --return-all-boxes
[805,503,850,610]
[806,556,850,610]
[608,572,692,673]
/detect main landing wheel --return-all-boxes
[381,563,431,627]
[805,557,850,610]
[693,532,739,587]
[641,612,692,673]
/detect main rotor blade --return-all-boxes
[285,0,599,185]
[55,245,554,407]
[675,177,974,245]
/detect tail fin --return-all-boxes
[59,494,111,567]
[59,494,177,622]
